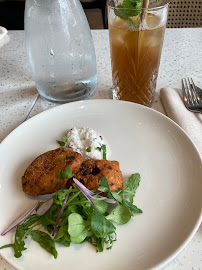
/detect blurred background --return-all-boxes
[0,0,107,30]
[0,0,201,30]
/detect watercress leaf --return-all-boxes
[10,215,40,258]
[13,226,27,258]
[100,175,110,191]
[22,214,41,228]
[122,188,135,203]
[30,230,57,259]
[92,197,109,215]
[122,201,143,215]
[126,173,140,192]
[97,186,109,193]
[86,147,91,152]
[0,244,14,250]
[96,237,104,252]
[10,214,42,258]
[55,236,71,247]
[40,204,60,226]
[68,213,88,238]
[54,219,69,239]
[54,225,71,247]
[106,205,131,225]
[106,191,114,200]
[57,166,74,179]
[111,190,123,203]
[123,173,141,203]
[71,227,92,244]
[63,204,78,216]
[91,210,116,238]
[53,189,74,206]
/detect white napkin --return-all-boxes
[160,87,202,156]
[0,26,7,41]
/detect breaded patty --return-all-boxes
[74,160,123,191]
[22,148,83,195]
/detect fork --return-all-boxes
[182,78,202,113]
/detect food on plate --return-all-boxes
[1,127,143,259]
[1,173,142,258]
[57,127,110,160]
[22,147,83,195]
[74,160,123,191]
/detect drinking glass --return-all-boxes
[108,0,169,107]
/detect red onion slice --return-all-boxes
[73,178,116,205]
[1,201,39,236]
[36,198,54,216]
[73,178,96,208]
[91,196,116,204]
[52,187,72,237]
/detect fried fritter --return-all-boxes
[74,160,123,191]
[22,148,83,195]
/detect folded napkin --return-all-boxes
[160,87,202,156]
[0,26,7,41]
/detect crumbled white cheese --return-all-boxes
[65,127,111,160]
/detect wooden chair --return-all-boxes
[80,0,108,28]
[167,0,202,28]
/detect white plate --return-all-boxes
[0,100,201,270]
[0,26,7,41]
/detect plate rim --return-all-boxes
[0,99,201,161]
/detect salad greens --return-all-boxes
[0,172,142,258]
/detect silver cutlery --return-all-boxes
[182,78,202,113]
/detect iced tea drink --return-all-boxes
[108,1,169,106]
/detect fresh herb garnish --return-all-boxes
[30,230,57,258]
[0,173,142,258]
[101,144,107,160]
[86,147,91,152]
[56,166,74,179]
[96,145,107,159]
[66,155,75,159]
[114,0,142,22]
[56,135,67,147]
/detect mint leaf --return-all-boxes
[114,0,142,21]
[57,166,74,179]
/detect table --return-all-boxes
[0,29,202,270]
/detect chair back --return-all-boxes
[167,0,202,28]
